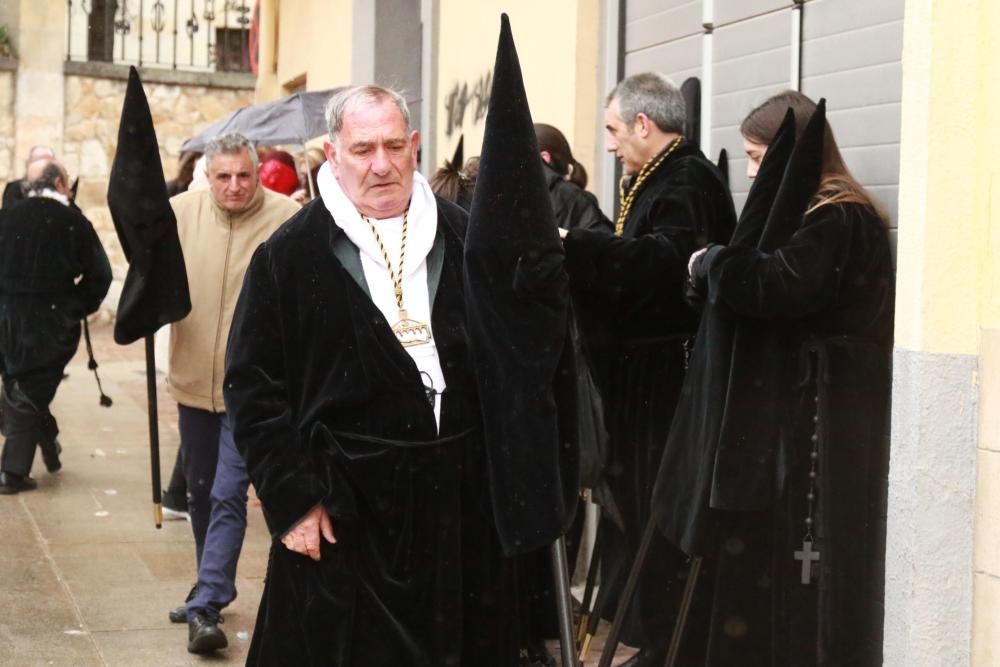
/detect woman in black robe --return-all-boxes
[683,91,895,665]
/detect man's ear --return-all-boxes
[409,131,421,162]
[635,112,652,138]
[323,140,338,176]
[540,150,552,165]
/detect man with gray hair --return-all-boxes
[561,72,736,665]
[223,84,520,665]
[0,158,111,493]
[2,145,58,208]
[165,132,299,653]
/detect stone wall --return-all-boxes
[62,74,255,300]
[0,68,14,185]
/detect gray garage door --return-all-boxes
[620,0,904,240]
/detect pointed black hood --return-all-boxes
[729,107,797,248]
[450,135,464,170]
[758,99,826,252]
[716,148,729,189]
[107,67,191,345]
[463,13,578,556]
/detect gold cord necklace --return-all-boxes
[362,208,433,347]
[614,135,684,236]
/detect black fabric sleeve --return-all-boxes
[74,218,112,316]
[224,243,330,538]
[563,184,700,301]
[701,205,850,320]
[565,190,613,234]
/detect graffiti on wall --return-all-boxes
[444,70,492,137]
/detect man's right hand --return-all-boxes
[281,504,336,561]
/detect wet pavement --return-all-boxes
[0,321,636,666]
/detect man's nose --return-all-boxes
[371,148,391,175]
[605,136,617,152]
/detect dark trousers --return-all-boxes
[0,371,62,477]
[178,404,249,613]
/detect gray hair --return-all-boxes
[325,85,411,144]
[28,162,66,192]
[26,145,55,168]
[204,132,258,171]
[607,72,686,134]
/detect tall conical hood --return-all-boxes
[758,98,826,252]
[107,66,191,345]
[729,108,796,248]
[716,148,729,189]
[464,13,578,556]
[681,77,701,149]
[450,135,464,170]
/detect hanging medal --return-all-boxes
[363,210,433,347]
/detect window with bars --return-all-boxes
[66,0,255,74]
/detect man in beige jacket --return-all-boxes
[165,133,299,654]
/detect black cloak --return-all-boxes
[225,199,519,667]
[464,13,579,557]
[0,196,112,477]
[563,137,736,647]
[107,66,191,345]
[655,101,894,664]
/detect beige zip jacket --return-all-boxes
[167,185,300,412]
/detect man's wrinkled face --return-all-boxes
[324,97,419,218]
[604,98,645,176]
[208,149,258,211]
[743,137,768,179]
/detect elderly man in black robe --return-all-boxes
[561,72,735,666]
[224,84,523,666]
[0,159,112,493]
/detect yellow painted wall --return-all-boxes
[895,0,1000,356]
[434,0,599,191]
[257,0,353,101]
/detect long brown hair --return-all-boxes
[740,91,887,222]
[534,123,588,189]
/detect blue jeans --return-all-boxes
[178,405,249,613]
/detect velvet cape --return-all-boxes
[224,197,519,667]
[563,140,736,646]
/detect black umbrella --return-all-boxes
[180,88,344,152]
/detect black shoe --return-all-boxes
[40,438,62,474]
[169,584,198,623]
[0,472,37,495]
[187,609,227,654]
[620,648,668,667]
[161,488,190,521]
[520,643,556,667]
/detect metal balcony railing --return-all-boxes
[66,0,254,73]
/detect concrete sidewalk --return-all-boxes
[0,321,636,667]
[0,322,268,666]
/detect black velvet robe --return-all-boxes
[0,197,111,475]
[0,198,111,378]
[665,202,894,665]
[563,140,735,647]
[224,198,518,667]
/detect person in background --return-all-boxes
[0,159,112,493]
[166,151,204,198]
[535,123,612,234]
[561,72,735,666]
[165,132,299,654]
[680,90,895,666]
[2,145,57,209]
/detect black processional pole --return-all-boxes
[550,536,580,667]
[145,336,163,527]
